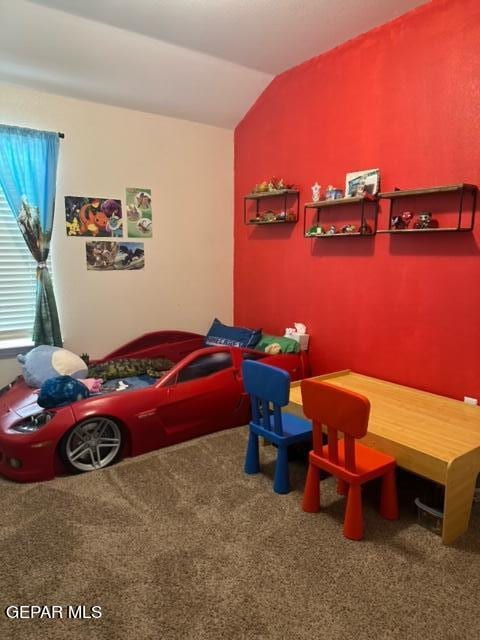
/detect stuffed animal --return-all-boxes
[265,343,282,355]
[37,375,90,408]
[18,346,88,388]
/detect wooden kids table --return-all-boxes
[289,371,480,544]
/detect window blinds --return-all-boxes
[0,188,37,341]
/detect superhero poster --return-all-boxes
[85,241,145,271]
[65,196,123,237]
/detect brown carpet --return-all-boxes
[0,426,479,640]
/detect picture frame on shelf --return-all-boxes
[345,168,380,198]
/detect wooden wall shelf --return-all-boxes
[244,189,299,225]
[379,184,477,199]
[304,194,372,209]
[245,189,299,199]
[304,196,378,238]
[378,227,472,235]
[379,183,477,233]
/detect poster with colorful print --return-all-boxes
[86,241,145,271]
[126,188,152,238]
[65,196,123,237]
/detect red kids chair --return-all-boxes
[301,379,398,540]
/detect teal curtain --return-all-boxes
[0,125,62,346]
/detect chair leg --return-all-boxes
[302,463,320,512]
[337,479,348,496]
[344,484,363,540]
[244,431,260,475]
[380,468,399,520]
[273,445,290,494]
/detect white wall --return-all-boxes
[0,83,233,385]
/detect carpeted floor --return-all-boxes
[0,426,479,640]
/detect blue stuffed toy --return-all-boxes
[37,375,90,409]
[18,345,87,388]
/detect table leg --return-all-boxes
[442,451,479,544]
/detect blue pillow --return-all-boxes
[205,318,262,348]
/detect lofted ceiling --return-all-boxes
[0,0,427,128]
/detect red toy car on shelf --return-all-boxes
[0,331,310,482]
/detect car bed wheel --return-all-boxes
[59,417,123,474]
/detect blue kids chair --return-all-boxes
[242,360,312,494]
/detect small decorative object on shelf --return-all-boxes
[311,182,322,202]
[327,225,337,235]
[379,184,477,233]
[413,212,439,229]
[391,210,413,229]
[252,176,293,194]
[306,224,325,236]
[342,224,356,233]
[261,210,276,223]
[325,185,344,200]
[345,169,380,198]
[254,181,269,193]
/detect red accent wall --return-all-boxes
[234,0,480,401]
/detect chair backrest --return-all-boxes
[242,360,291,436]
[300,379,370,472]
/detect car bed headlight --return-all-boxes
[11,412,53,433]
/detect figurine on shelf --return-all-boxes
[307,224,325,236]
[257,210,275,223]
[254,181,269,193]
[413,212,439,229]
[391,210,413,229]
[359,222,373,235]
[275,211,287,221]
[326,225,337,235]
[325,185,344,200]
[342,224,356,233]
[252,177,294,194]
[311,182,322,202]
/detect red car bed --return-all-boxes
[0,331,310,482]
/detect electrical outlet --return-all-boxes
[464,396,478,406]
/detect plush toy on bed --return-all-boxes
[18,345,88,388]
[37,375,90,408]
[264,343,282,355]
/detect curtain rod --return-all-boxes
[58,132,65,139]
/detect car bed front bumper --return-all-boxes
[0,407,74,482]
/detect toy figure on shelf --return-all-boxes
[252,177,293,194]
[307,224,325,236]
[414,212,439,229]
[391,210,413,229]
[342,224,356,233]
[325,185,344,200]
[311,182,321,202]
[254,181,269,193]
[261,211,276,222]
[327,225,337,235]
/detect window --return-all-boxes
[177,352,233,383]
[0,187,43,342]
